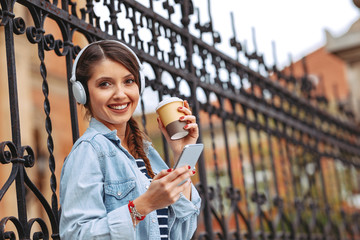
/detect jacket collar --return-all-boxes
[89,118,119,142]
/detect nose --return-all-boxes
[113,84,126,99]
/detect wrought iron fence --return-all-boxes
[1,0,360,239]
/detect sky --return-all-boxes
[193,0,360,67]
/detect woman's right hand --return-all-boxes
[132,165,194,216]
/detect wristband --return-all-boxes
[128,200,145,227]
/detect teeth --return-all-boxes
[110,104,128,110]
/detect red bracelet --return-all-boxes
[128,200,146,221]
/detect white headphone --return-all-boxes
[70,40,145,105]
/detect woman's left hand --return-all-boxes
[157,100,199,160]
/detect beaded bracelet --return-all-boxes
[128,200,146,227]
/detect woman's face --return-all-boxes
[87,58,140,132]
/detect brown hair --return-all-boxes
[126,118,155,178]
[75,40,155,178]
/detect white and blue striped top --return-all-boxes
[135,159,169,240]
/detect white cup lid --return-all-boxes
[156,97,184,111]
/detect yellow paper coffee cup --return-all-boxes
[156,97,189,140]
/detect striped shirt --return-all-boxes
[135,159,169,240]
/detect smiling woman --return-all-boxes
[59,40,202,240]
[87,59,140,134]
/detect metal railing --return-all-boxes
[1,0,359,239]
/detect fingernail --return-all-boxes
[192,170,196,174]
[180,116,185,120]
[167,168,172,172]
[188,165,191,169]
[184,125,189,129]
[178,107,183,110]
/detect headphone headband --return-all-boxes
[70,40,145,104]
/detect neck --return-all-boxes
[118,124,129,150]
[118,134,126,142]
[117,125,127,140]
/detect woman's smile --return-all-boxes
[108,103,129,111]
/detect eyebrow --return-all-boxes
[94,73,135,83]
[123,73,135,79]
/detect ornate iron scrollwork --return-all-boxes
[1,0,360,239]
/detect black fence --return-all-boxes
[1,0,360,239]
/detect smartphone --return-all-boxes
[173,144,203,185]
[173,143,204,170]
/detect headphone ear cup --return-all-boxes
[139,69,145,94]
[72,81,87,105]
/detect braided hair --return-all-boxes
[126,117,155,178]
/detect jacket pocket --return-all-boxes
[104,179,136,212]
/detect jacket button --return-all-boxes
[117,191,122,196]
[152,219,156,223]
[145,185,149,189]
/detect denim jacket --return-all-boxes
[60,118,201,240]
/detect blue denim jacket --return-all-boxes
[60,118,201,240]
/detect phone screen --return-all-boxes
[173,143,204,169]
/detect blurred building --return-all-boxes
[325,1,360,121]
[282,47,351,120]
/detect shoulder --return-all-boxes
[64,129,100,167]
[65,127,117,168]
[71,127,114,153]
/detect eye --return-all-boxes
[125,78,135,85]
[99,81,110,87]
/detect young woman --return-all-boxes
[59,40,201,239]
